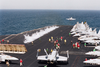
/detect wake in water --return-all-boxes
[24,26,59,43]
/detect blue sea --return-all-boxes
[0,10,100,35]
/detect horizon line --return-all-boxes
[0,9,100,11]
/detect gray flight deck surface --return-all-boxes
[0,25,99,67]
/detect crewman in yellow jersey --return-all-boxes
[64,39,66,44]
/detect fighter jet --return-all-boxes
[83,57,100,65]
[0,53,18,62]
[85,45,100,56]
[36,49,69,64]
[85,40,100,45]
[78,35,98,41]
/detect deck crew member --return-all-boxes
[71,40,73,45]
[73,43,75,48]
[56,44,58,49]
[6,61,10,67]
[7,40,9,44]
[49,38,51,42]
[51,49,53,52]
[57,43,60,49]
[2,39,4,43]
[32,41,33,45]
[75,42,77,48]
[93,49,96,51]
[46,48,48,53]
[69,33,71,36]
[64,39,66,44]
[61,36,63,41]
[51,36,54,42]
[56,40,58,43]
[84,43,86,47]
[95,42,97,46]
[54,41,56,46]
[77,43,80,49]
[20,59,23,66]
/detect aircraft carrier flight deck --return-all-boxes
[0,25,99,67]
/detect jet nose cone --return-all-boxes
[85,52,92,55]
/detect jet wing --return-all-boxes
[57,56,68,61]
[37,55,48,61]
[4,56,18,60]
[85,40,100,44]
[85,51,100,56]
[1,54,18,61]
[71,32,76,35]
[73,33,81,37]
[95,46,100,50]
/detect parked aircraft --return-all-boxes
[36,49,69,64]
[83,57,100,65]
[85,45,100,56]
[70,22,100,45]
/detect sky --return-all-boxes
[0,0,100,10]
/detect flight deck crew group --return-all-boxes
[0,39,5,44]
[48,35,81,50]
[48,36,69,50]
[0,39,9,44]
[73,42,80,49]
[48,35,80,50]
[49,36,64,49]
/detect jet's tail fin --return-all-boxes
[66,50,69,58]
[44,49,48,56]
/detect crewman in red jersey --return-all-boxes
[61,36,63,41]
[20,59,23,66]
[77,43,80,49]
[85,58,87,64]
[57,43,60,49]
[73,43,75,48]
[2,39,4,43]
[76,42,78,45]
[56,40,58,43]
[0,41,1,44]
[85,58,87,61]
[58,43,60,46]
[76,42,80,49]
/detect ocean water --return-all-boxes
[0,10,100,35]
